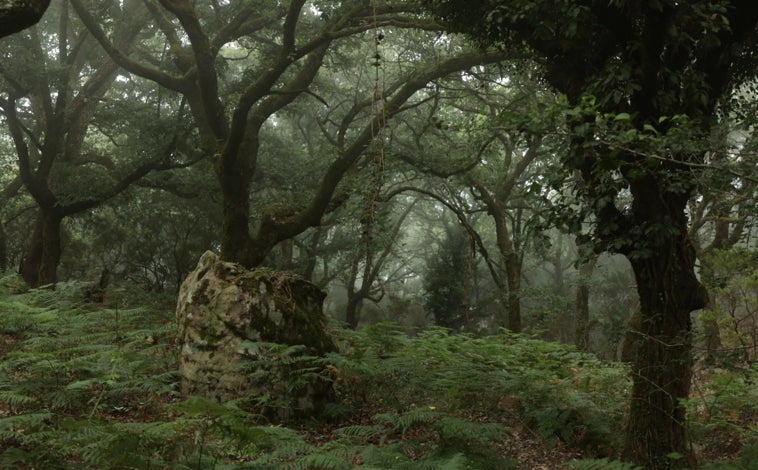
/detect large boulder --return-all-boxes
[176,251,336,419]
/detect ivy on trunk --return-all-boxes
[423,0,758,467]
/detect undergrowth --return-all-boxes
[0,275,755,468]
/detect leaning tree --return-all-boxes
[424,0,758,467]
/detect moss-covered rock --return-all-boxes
[176,251,336,419]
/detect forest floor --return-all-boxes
[0,282,755,469]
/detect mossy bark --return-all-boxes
[20,209,62,288]
[176,251,336,419]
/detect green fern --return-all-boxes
[0,389,36,410]
[568,458,643,470]
[284,451,353,470]
[334,423,386,441]
[2,282,748,469]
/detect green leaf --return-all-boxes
[642,123,659,134]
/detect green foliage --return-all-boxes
[700,247,758,362]
[330,324,630,457]
[423,226,471,330]
[1,285,754,467]
[568,458,642,470]
[702,443,758,470]
[0,285,179,468]
[235,340,334,418]
[685,364,758,464]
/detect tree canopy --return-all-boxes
[0,2,756,468]
[424,0,758,467]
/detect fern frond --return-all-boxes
[334,424,386,441]
[286,451,352,470]
[0,389,36,409]
[569,458,643,470]
[0,412,54,441]
[436,453,470,470]
[374,407,440,435]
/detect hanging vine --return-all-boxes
[361,0,387,273]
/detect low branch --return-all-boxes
[597,137,758,184]
[382,184,504,289]
[0,0,50,38]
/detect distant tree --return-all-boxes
[423,218,471,331]
[689,122,757,355]
[391,68,565,332]
[573,252,597,352]
[701,247,758,362]
[343,198,417,329]
[460,95,562,333]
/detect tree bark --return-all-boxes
[20,209,62,287]
[345,294,363,330]
[504,253,522,333]
[574,254,597,352]
[622,185,708,468]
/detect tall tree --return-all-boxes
[73,0,511,270]
[392,68,564,331]
[0,1,195,286]
[424,0,758,467]
[423,212,472,331]
[342,198,416,329]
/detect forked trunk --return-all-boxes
[20,210,63,288]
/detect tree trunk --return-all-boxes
[574,254,597,352]
[504,252,522,332]
[0,221,6,272]
[697,256,724,363]
[622,190,708,468]
[20,209,62,287]
[279,239,294,271]
[345,293,362,330]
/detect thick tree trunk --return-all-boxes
[20,209,62,287]
[622,190,708,468]
[219,171,256,266]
